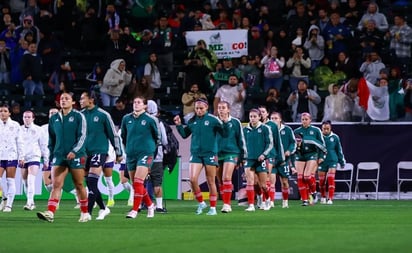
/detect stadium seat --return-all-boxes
[334,163,354,200]
[355,162,380,200]
[397,161,412,200]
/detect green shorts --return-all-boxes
[190,153,218,166]
[127,153,154,171]
[244,159,269,173]
[52,156,86,169]
[271,164,290,178]
[218,153,239,164]
[295,152,318,161]
[318,162,337,172]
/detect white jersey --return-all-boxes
[0,118,24,160]
[21,123,49,163]
[106,143,116,163]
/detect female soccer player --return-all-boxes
[80,91,122,220]
[243,108,273,211]
[121,96,159,219]
[37,92,89,222]
[319,121,346,204]
[294,112,326,206]
[258,105,284,209]
[270,112,297,208]
[174,98,228,215]
[0,103,24,212]
[41,108,59,193]
[216,101,247,213]
[21,110,49,211]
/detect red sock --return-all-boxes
[79,199,88,213]
[246,184,255,205]
[47,198,59,213]
[319,174,326,198]
[194,190,203,203]
[219,184,224,198]
[142,188,153,207]
[209,194,217,207]
[309,174,317,194]
[132,178,144,211]
[281,187,289,200]
[298,174,308,201]
[328,172,336,200]
[222,180,232,205]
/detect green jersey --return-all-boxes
[48,109,87,161]
[323,132,345,167]
[243,122,273,160]
[81,106,122,156]
[265,120,285,165]
[217,116,247,159]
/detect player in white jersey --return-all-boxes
[104,143,116,207]
[0,104,24,212]
[20,111,49,210]
[117,129,134,206]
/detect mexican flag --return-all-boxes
[357,77,389,121]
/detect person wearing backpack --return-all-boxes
[261,46,285,92]
[146,100,168,213]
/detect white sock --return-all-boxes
[129,188,134,202]
[70,189,79,203]
[27,174,36,205]
[105,176,114,200]
[22,179,27,193]
[122,182,132,192]
[6,178,16,208]
[155,197,163,209]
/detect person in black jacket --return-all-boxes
[20,42,44,109]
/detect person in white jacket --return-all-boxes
[0,104,24,212]
[21,110,49,211]
[287,79,321,122]
[100,59,132,107]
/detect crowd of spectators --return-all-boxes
[0,0,411,123]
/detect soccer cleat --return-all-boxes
[206,207,217,216]
[23,204,36,211]
[309,194,314,205]
[327,199,333,205]
[96,207,110,220]
[126,210,138,219]
[147,204,155,218]
[74,203,80,209]
[320,197,327,204]
[221,204,232,213]
[155,207,167,213]
[3,206,12,212]
[301,200,309,206]
[245,205,255,212]
[195,201,207,215]
[263,200,271,211]
[78,212,92,222]
[37,211,54,223]
[270,201,275,208]
[107,199,115,207]
[312,192,319,204]
[282,200,289,208]
[0,198,6,211]
[256,195,263,209]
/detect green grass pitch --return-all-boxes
[0,200,411,253]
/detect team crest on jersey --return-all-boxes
[9,126,14,131]
[69,116,74,122]
[281,130,285,135]
[141,120,147,125]
[205,120,209,126]
[310,130,314,135]
[228,122,232,128]
[330,137,334,142]
[258,128,262,133]
[93,116,99,122]
[128,120,132,124]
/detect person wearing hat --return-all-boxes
[146,100,168,213]
[14,15,40,44]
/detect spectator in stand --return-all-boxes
[265,88,286,115]
[37,31,63,76]
[135,29,154,80]
[212,56,242,91]
[359,51,386,85]
[304,25,325,71]
[0,13,13,32]
[18,0,40,25]
[357,2,389,32]
[213,74,246,121]
[403,78,412,121]
[240,16,251,30]
[357,19,385,59]
[100,59,132,107]
[248,26,265,59]
[386,14,412,77]
[20,42,44,109]
[387,67,405,121]
[78,7,105,52]
[285,1,310,39]
[274,27,292,59]
[0,39,11,96]
[152,15,174,81]
[86,63,104,97]
[232,9,242,29]
[128,0,156,31]
[213,9,233,29]
[287,79,321,122]
[143,52,161,90]
[286,46,311,92]
[342,0,362,30]
[261,46,285,92]
[315,8,330,34]
[323,12,352,66]
[48,60,75,94]
[111,97,129,129]
[242,55,262,93]
[181,83,207,124]
[335,51,359,79]
[0,21,18,50]
[14,15,40,45]
[105,3,121,33]
[104,29,126,69]
[322,83,352,122]
[127,76,154,102]
[10,38,27,86]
